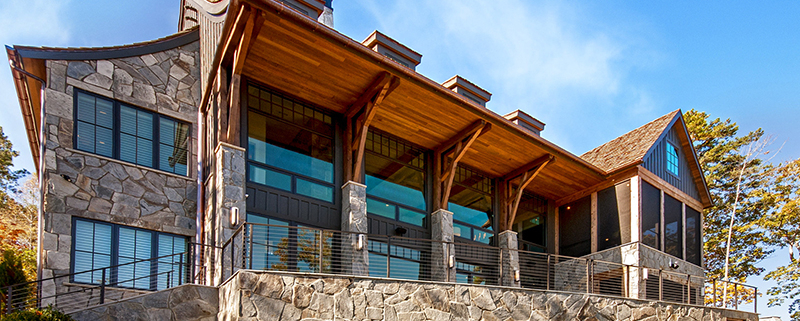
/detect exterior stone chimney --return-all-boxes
[504,110,545,136]
[362,31,422,70]
[442,75,491,107]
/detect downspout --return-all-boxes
[9,58,46,283]
[195,91,204,284]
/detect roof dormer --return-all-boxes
[504,110,545,136]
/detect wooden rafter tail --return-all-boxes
[505,155,554,229]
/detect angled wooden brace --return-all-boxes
[435,120,492,210]
[226,9,259,145]
[343,71,400,182]
[503,154,554,230]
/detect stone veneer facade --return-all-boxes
[70,284,218,321]
[39,40,201,300]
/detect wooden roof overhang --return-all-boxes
[206,0,609,202]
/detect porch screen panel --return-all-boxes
[449,166,494,245]
[685,207,702,266]
[365,130,427,227]
[518,192,547,252]
[247,85,334,203]
[597,180,631,251]
[664,194,683,259]
[558,195,591,257]
[641,181,661,250]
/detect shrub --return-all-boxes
[0,306,74,321]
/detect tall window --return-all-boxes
[72,219,188,291]
[365,130,427,227]
[666,142,679,176]
[685,207,702,266]
[517,192,547,252]
[247,85,335,203]
[450,166,494,244]
[664,194,683,259]
[74,90,190,175]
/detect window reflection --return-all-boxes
[365,131,427,227]
[246,85,335,203]
[449,166,493,244]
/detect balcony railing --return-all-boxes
[2,223,757,315]
[0,243,218,315]
[222,223,758,313]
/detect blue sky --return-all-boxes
[1,0,797,318]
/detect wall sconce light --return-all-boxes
[230,206,239,226]
[355,234,365,251]
[669,259,680,269]
[448,255,455,269]
[642,268,649,280]
[514,269,520,282]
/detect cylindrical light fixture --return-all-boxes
[230,207,240,226]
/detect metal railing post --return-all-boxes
[99,269,106,304]
[167,271,172,289]
[754,286,758,314]
[734,283,738,310]
[586,259,592,294]
[386,237,392,278]
[248,224,254,270]
[546,255,550,291]
[318,230,324,273]
[6,286,13,314]
[686,274,691,304]
[658,270,663,301]
[624,265,629,298]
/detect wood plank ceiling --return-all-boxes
[237,0,607,201]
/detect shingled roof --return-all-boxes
[580,110,680,173]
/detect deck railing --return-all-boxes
[2,223,758,315]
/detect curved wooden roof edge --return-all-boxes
[14,26,199,61]
[203,0,609,180]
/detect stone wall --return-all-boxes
[39,40,201,300]
[218,270,757,321]
[70,284,218,321]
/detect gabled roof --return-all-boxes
[581,110,680,173]
[581,110,712,208]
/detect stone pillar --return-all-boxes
[499,230,520,287]
[621,242,645,299]
[214,143,246,284]
[341,181,369,276]
[431,209,455,282]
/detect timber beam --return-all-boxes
[502,154,554,230]
[224,8,260,146]
[434,120,492,210]
[344,71,401,183]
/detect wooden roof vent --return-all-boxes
[504,110,545,136]
[362,31,422,70]
[442,75,492,107]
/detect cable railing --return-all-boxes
[2,223,758,315]
[0,243,217,315]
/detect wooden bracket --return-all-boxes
[224,10,260,146]
[435,120,492,210]
[503,154,554,230]
[344,72,401,182]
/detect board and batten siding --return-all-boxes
[642,125,701,202]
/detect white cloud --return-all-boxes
[348,0,662,154]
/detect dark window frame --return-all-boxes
[70,217,189,291]
[72,88,191,176]
[364,129,429,228]
[244,83,337,204]
[449,164,496,245]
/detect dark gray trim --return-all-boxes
[16,29,199,61]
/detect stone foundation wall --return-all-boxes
[70,284,218,321]
[218,270,757,321]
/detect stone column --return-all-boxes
[499,230,520,287]
[214,143,246,284]
[431,209,455,282]
[341,181,369,276]
[621,242,645,299]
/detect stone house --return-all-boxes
[6,0,757,320]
